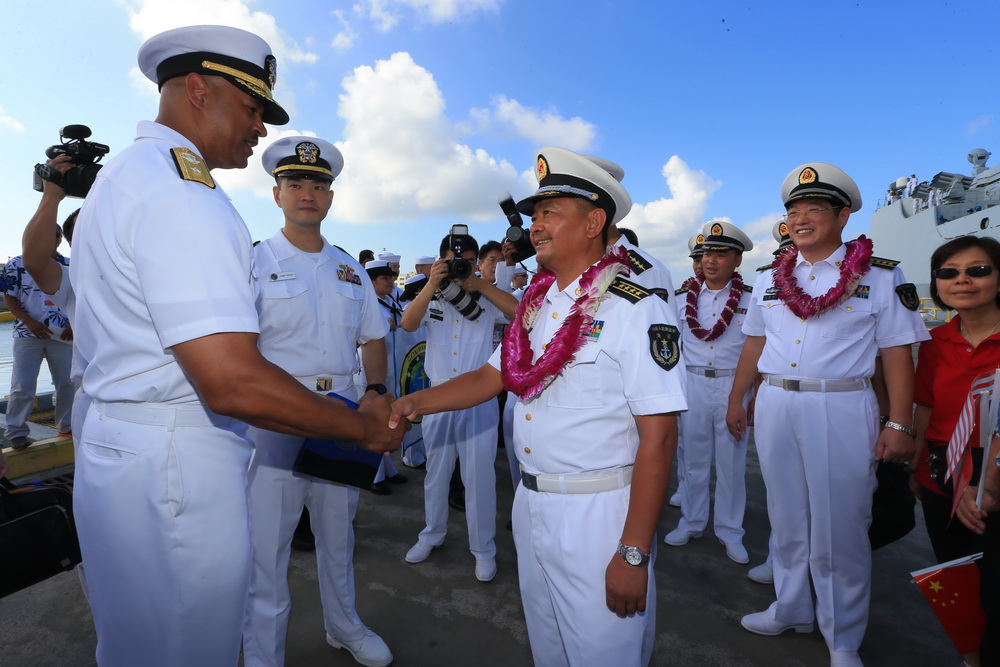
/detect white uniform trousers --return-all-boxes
[243,394,366,666]
[754,383,878,652]
[513,484,656,667]
[418,399,498,558]
[74,400,253,667]
[676,372,748,543]
[5,337,74,438]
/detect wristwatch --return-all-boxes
[617,541,650,567]
[365,383,388,395]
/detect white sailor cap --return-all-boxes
[700,220,753,253]
[378,252,402,263]
[688,233,705,258]
[772,220,793,253]
[513,266,528,275]
[262,136,343,181]
[365,260,398,279]
[516,147,632,225]
[414,255,436,265]
[137,25,288,125]
[781,162,862,213]
[405,274,426,285]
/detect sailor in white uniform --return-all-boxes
[243,137,393,667]
[665,221,754,564]
[726,162,929,667]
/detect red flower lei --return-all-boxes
[501,247,630,399]
[685,272,745,341]
[773,235,873,319]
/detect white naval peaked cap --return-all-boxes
[699,220,753,253]
[772,220,793,251]
[262,136,343,181]
[515,147,633,225]
[781,162,862,213]
[688,233,705,258]
[137,25,289,125]
[378,252,402,263]
[414,255,437,265]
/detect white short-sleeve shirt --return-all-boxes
[676,278,752,370]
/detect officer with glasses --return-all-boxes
[726,162,929,667]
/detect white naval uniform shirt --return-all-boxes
[742,244,929,376]
[418,291,505,384]
[71,121,260,404]
[677,279,752,369]
[488,275,688,476]
[253,231,387,378]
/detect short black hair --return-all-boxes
[439,233,479,259]
[617,226,639,246]
[63,209,80,245]
[478,240,502,261]
[929,236,1000,310]
[358,249,375,265]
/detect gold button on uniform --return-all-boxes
[525,414,532,421]
[809,276,816,281]
[795,339,801,344]
[575,288,583,297]
[552,312,559,319]
[846,306,852,311]
[791,362,797,367]
[524,447,531,453]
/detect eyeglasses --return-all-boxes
[932,265,994,280]
[782,206,841,222]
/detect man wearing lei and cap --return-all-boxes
[725,162,929,667]
[390,146,687,666]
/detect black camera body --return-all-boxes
[499,193,535,262]
[33,125,110,199]
[444,224,474,280]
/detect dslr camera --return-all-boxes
[34,124,110,199]
[499,193,535,262]
[444,224,474,280]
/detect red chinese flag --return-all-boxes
[912,561,986,654]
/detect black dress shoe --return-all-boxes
[388,473,408,485]
[448,493,465,512]
[369,481,392,495]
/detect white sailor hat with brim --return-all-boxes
[138,25,289,125]
[515,147,632,225]
[262,136,343,181]
[688,233,705,258]
[772,220,793,254]
[700,220,753,254]
[378,252,402,263]
[405,274,426,285]
[365,260,398,279]
[781,162,862,213]
[414,255,436,265]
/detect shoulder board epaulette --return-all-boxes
[674,285,690,296]
[626,248,652,274]
[649,287,670,303]
[870,256,900,269]
[170,147,215,188]
[742,283,753,292]
[756,263,775,272]
[609,277,650,304]
[332,244,347,254]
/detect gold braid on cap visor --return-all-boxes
[272,164,334,177]
[201,60,274,101]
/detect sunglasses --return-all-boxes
[932,265,994,280]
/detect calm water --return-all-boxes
[0,321,57,396]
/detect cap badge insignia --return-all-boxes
[537,155,549,180]
[696,234,705,244]
[798,167,818,185]
[296,142,319,164]
[711,223,724,236]
[265,55,277,90]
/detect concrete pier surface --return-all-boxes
[2,440,959,666]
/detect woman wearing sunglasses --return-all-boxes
[912,236,1000,666]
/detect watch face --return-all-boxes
[625,548,643,566]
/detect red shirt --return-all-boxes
[913,316,1000,492]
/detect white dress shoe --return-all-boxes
[721,540,750,564]
[668,491,682,507]
[741,604,814,636]
[747,561,774,584]
[475,558,497,582]
[829,649,863,666]
[327,628,394,667]
[405,541,435,564]
[663,527,703,546]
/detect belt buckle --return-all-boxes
[521,471,539,492]
[782,378,801,391]
[316,377,332,392]
[704,369,717,378]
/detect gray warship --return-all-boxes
[868,148,1000,306]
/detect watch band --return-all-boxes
[365,383,388,395]
[883,420,915,437]
[616,541,650,567]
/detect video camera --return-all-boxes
[33,125,110,199]
[444,224,474,280]
[499,193,535,262]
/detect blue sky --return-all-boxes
[3,0,999,281]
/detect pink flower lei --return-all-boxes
[685,271,745,341]
[773,235,873,319]
[501,246,630,399]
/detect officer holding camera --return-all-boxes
[400,227,517,582]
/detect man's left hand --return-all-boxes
[875,426,915,463]
[60,325,73,342]
[605,554,648,617]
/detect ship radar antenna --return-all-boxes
[968,148,991,176]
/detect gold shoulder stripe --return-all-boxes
[171,148,215,188]
[742,284,753,292]
[870,256,900,269]
[674,286,690,296]
[756,263,774,272]
[609,277,649,304]
[626,248,653,274]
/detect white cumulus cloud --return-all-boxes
[0,106,26,132]
[467,96,596,151]
[358,0,501,30]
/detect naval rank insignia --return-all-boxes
[648,324,680,371]
[171,147,215,188]
[895,283,919,311]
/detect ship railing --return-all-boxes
[918,298,951,324]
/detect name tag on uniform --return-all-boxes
[735,307,747,314]
[270,271,295,282]
[429,307,444,322]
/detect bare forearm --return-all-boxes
[401,284,434,332]
[21,193,65,295]
[881,345,916,427]
[391,364,503,424]
[729,336,764,405]
[620,414,676,552]
[3,295,31,323]
[479,280,518,320]
[360,338,387,386]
